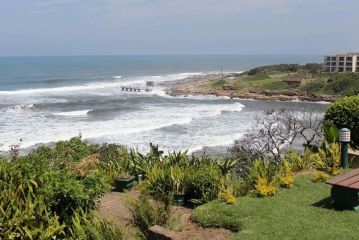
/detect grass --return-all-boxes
[235,73,291,91]
[206,69,359,97]
[210,79,228,88]
[192,174,359,240]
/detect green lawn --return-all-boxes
[192,174,359,240]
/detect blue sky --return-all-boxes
[0,0,358,56]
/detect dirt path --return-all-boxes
[96,190,232,240]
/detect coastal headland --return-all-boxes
[165,63,359,102]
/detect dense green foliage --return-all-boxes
[0,137,123,239]
[192,174,359,240]
[128,193,172,238]
[325,95,359,149]
[323,73,359,96]
[247,63,323,75]
[185,165,222,204]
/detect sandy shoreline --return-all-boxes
[163,73,338,103]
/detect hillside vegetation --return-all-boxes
[209,64,359,97]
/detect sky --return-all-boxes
[0,0,358,56]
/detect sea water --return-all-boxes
[0,55,327,153]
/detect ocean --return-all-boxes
[0,55,327,153]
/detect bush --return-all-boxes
[279,162,294,189]
[325,96,359,149]
[55,136,98,162]
[45,171,98,223]
[69,210,124,240]
[0,153,112,239]
[143,166,171,201]
[283,149,316,172]
[219,187,236,204]
[0,189,66,239]
[186,165,222,204]
[255,177,277,197]
[128,193,172,238]
[311,171,329,182]
[246,159,278,188]
[313,142,341,175]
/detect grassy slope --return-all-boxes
[209,73,291,91]
[192,174,359,240]
[208,70,359,97]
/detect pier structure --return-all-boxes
[120,86,150,92]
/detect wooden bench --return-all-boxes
[326,168,359,210]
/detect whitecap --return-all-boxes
[53,110,91,117]
[3,104,35,113]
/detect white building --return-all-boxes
[324,53,359,73]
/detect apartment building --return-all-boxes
[324,53,359,73]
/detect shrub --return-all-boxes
[45,172,95,222]
[311,171,330,182]
[55,136,98,162]
[169,165,186,194]
[279,162,294,189]
[73,154,100,177]
[255,177,277,197]
[223,172,249,197]
[246,158,278,188]
[0,140,121,239]
[143,166,171,201]
[314,142,341,175]
[99,144,127,165]
[325,96,359,149]
[283,149,316,172]
[0,189,66,239]
[128,193,172,238]
[219,187,236,204]
[186,165,222,204]
[69,210,124,240]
